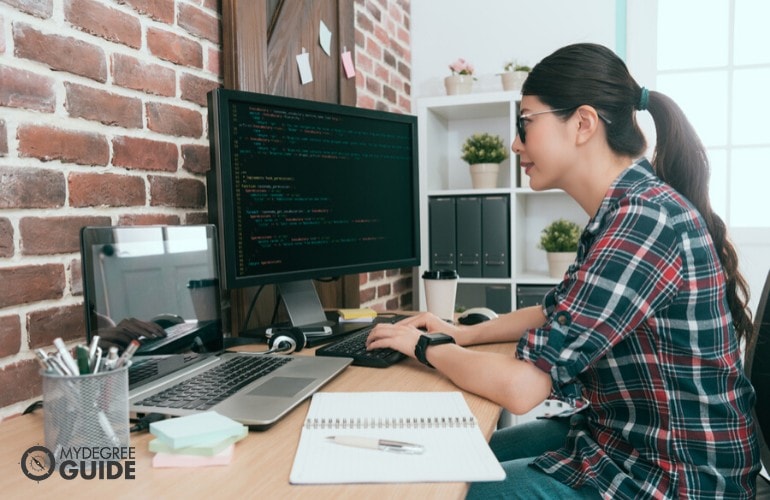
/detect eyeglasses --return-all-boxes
[516,106,612,143]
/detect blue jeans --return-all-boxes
[466,417,600,499]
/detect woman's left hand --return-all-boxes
[365,322,425,360]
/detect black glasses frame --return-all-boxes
[516,106,612,143]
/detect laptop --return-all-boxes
[80,224,352,429]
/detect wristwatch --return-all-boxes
[414,333,456,369]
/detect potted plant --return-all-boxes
[445,58,475,95]
[461,132,508,188]
[538,218,581,278]
[501,61,531,91]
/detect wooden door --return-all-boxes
[221,0,359,333]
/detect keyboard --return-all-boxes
[315,323,406,368]
[134,355,291,411]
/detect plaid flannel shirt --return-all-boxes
[517,159,759,498]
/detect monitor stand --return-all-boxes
[277,280,370,347]
[278,280,336,328]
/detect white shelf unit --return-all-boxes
[416,91,588,314]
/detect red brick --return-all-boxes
[0,65,55,112]
[0,166,66,209]
[3,0,53,19]
[118,213,180,226]
[0,264,65,308]
[69,258,82,296]
[19,215,111,255]
[185,212,209,225]
[68,172,146,207]
[0,119,7,156]
[117,0,174,23]
[206,47,222,75]
[17,124,110,166]
[146,102,203,138]
[113,136,178,172]
[0,217,13,258]
[0,359,42,409]
[64,0,141,49]
[0,315,22,357]
[181,144,210,175]
[149,175,206,208]
[147,27,203,68]
[178,2,221,44]
[65,82,143,129]
[111,53,175,96]
[28,304,85,349]
[13,22,107,83]
[180,72,219,107]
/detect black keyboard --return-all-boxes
[135,355,291,411]
[315,323,406,368]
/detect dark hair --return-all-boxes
[522,43,753,345]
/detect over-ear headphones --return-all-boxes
[265,327,306,354]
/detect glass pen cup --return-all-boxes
[42,364,131,470]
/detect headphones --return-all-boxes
[264,327,306,355]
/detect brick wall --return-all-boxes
[0,0,412,419]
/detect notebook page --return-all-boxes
[289,391,505,484]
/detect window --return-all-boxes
[655,0,770,227]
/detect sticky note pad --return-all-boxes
[150,412,247,449]
[149,425,247,456]
[152,444,234,468]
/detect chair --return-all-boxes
[744,270,770,497]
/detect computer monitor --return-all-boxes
[206,88,420,329]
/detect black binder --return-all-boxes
[456,196,482,278]
[429,197,456,271]
[482,196,509,278]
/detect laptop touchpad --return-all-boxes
[248,377,314,397]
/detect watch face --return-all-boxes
[425,333,454,343]
[20,445,56,482]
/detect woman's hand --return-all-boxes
[365,322,424,360]
[366,312,463,359]
[97,318,167,352]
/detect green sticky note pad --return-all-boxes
[149,411,247,449]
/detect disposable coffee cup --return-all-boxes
[422,269,459,321]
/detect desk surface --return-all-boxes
[0,342,513,499]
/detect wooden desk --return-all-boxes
[0,342,513,499]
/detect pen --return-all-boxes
[53,338,80,376]
[76,345,91,375]
[104,346,119,370]
[325,435,424,454]
[88,335,100,362]
[113,339,139,369]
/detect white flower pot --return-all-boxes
[444,74,473,95]
[546,252,576,279]
[470,163,500,189]
[501,71,528,91]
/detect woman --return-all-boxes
[367,43,759,498]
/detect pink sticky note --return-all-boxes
[341,50,355,79]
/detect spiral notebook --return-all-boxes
[289,391,505,484]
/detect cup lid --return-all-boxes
[422,269,458,280]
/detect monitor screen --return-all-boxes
[206,89,420,326]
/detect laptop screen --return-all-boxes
[80,225,224,355]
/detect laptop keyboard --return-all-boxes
[135,355,291,411]
[316,324,406,368]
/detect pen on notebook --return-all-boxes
[325,435,424,454]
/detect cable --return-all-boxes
[130,413,166,433]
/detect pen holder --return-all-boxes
[42,366,130,469]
